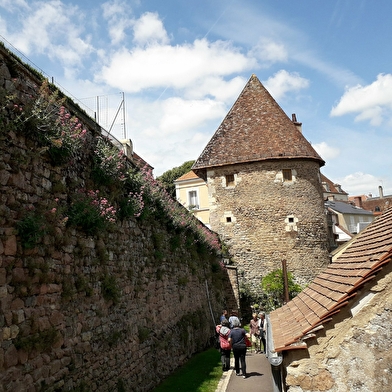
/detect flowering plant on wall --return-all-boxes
[7,79,89,165]
[137,165,221,252]
[66,189,117,236]
[4,77,221,250]
[92,135,128,185]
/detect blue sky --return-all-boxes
[1,0,392,197]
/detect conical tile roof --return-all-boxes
[192,74,324,172]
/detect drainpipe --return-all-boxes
[282,260,289,305]
[266,314,284,392]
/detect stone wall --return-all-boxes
[207,160,330,290]
[0,45,234,391]
[283,263,392,391]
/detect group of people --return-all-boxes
[249,312,266,354]
[215,309,267,379]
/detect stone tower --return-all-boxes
[192,74,330,290]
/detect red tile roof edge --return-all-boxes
[269,207,392,353]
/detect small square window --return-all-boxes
[226,217,232,223]
[225,174,235,187]
[282,169,292,181]
[288,217,294,223]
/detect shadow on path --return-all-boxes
[216,351,275,392]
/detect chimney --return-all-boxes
[379,185,384,199]
[121,139,133,159]
[292,113,302,133]
[353,196,363,208]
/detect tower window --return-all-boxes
[226,217,232,223]
[282,169,292,181]
[225,174,235,187]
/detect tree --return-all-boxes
[260,269,303,311]
[156,160,195,199]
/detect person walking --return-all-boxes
[220,309,228,323]
[216,319,231,371]
[249,313,260,353]
[228,318,248,378]
[228,310,240,329]
[258,312,267,354]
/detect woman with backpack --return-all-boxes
[216,318,231,371]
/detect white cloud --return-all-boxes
[263,70,309,100]
[102,0,134,45]
[184,75,246,101]
[0,0,28,11]
[133,12,170,46]
[312,141,340,161]
[1,1,93,73]
[331,74,392,126]
[98,38,255,93]
[160,97,226,134]
[14,2,77,53]
[337,172,385,197]
[249,38,288,65]
[293,51,361,89]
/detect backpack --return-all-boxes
[218,325,231,350]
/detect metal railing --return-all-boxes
[0,34,125,152]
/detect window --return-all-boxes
[188,190,199,209]
[282,169,292,181]
[285,214,298,232]
[225,174,235,187]
[226,217,232,223]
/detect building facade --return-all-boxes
[193,74,330,289]
[174,170,210,227]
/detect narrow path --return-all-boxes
[216,351,274,392]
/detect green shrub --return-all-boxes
[14,327,59,353]
[138,326,150,343]
[101,274,120,304]
[67,196,105,236]
[261,269,303,310]
[108,330,122,347]
[16,212,46,249]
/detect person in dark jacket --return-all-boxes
[228,318,248,378]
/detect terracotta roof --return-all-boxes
[192,74,324,173]
[269,207,392,352]
[321,173,348,195]
[174,170,201,182]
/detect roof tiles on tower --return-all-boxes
[192,74,324,173]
